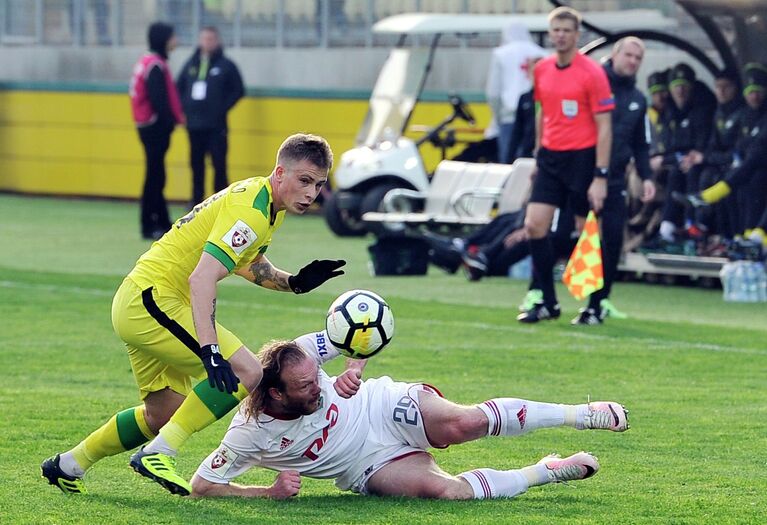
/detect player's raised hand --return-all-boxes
[268,470,301,499]
[288,259,346,294]
[334,368,362,398]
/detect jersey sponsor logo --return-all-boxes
[222,220,257,255]
[315,332,328,357]
[280,437,294,450]
[210,445,238,477]
[302,403,339,461]
[562,99,578,118]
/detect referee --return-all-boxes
[518,6,614,323]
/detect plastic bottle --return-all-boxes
[745,262,755,301]
[720,263,733,301]
[757,263,767,302]
[733,262,746,302]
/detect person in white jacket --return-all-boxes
[486,22,546,163]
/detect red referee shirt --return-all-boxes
[534,52,614,151]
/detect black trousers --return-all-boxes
[188,127,229,206]
[138,123,173,237]
[588,181,626,308]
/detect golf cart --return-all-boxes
[323,13,550,237]
[324,10,677,237]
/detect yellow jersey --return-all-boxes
[128,177,285,300]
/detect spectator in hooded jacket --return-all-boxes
[177,26,245,207]
[129,21,184,240]
[485,21,546,164]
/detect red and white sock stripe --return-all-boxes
[482,400,502,436]
[463,469,494,499]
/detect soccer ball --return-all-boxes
[325,290,394,359]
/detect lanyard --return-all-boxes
[198,57,209,80]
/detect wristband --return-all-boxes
[594,167,608,178]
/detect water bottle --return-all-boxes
[722,262,740,302]
[757,263,767,302]
[744,262,755,302]
[733,262,746,302]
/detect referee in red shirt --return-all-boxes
[518,6,614,323]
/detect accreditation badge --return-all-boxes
[191,80,207,100]
[562,99,578,118]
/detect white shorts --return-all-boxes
[336,376,443,494]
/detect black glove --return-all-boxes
[199,344,240,394]
[288,259,346,294]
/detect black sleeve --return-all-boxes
[507,108,525,162]
[147,65,175,128]
[632,99,652,181]
[224,61,245,112]
[175,60,189,105]
[693,108,713,153]
[703,150,734,168]
[726,127,767,187]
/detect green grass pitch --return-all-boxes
[1,194,765,524]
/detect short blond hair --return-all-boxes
[548,6,581,30]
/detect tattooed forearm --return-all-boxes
[249,260,291,291]
[210,298,216,330]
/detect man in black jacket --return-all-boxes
[656,62,715,242]
[678,69,744,238]
[572,36,656,325]
[177,26,245,207]
[676,65,767,238]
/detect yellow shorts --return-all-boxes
[111,277,245,400]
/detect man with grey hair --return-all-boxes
[572,36,656,324]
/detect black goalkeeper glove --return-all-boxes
[288,259,346,294]
[199,344,240,394]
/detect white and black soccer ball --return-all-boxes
[325,290,394,359]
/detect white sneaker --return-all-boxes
[582,401,629,432]
[538,452,600,483]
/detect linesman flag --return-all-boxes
[562,210,604,300]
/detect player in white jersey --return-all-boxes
[192,332,630,500]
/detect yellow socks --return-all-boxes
[701,181,731,203]
[71,406,154,471]
[157,381,248,451]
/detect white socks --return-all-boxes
[459,468,529,499]
[143,434,176,456]
[660,220,676,241]
[478,398,582,436]
[59,451,86,478]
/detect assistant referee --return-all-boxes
[517,6,614,323]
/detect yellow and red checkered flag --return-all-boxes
[562,210,604,300]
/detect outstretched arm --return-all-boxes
[235,253,292,291]
[236,255,346,293]
[191,470,301,499]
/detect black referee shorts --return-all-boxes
[530,146,596,217]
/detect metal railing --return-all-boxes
[0,0,682,48]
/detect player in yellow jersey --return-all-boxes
[41,133,345,496]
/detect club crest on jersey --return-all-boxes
[210,446,238,475]
[222,220,257,255]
